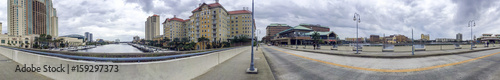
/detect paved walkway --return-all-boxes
[194,46,275,80]
[278,45,500,58]
[0,55,52,80]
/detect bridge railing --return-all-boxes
[0,46,239,62]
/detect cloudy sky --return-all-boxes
[1,0,499,41]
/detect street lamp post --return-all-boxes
[468,20,475,50]
[412,29,414,55]
[295,32,299,49]
[246,0,258,74]
[353,13,361,54]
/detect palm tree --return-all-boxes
[311,31,320,50]
[55,38,64,48]
[197,36,209,50]
[173,38,180,51]
[162,37,171,47]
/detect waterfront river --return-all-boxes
[77,43,143,53]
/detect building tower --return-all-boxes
[456,33,463,42]
[145,15,160,40]
[8,0,58,36]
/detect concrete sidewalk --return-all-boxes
[277,46,500,58]
[194,46,275,80]
[0,55,52,80]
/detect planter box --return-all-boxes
[362,46,383,52]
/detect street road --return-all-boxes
[262,46,500,80]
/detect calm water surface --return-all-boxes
[77,43,143,53]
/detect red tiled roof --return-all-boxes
[191,3,222,12]
[228,10,251,14]
[168,17,186,22]
[162,18,169,24]
[153,14,159,16]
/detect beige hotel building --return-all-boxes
[161,1,255,49]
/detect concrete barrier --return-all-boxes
[319,46,334,50]
[0,46,248,80]
[460,45,472,49]
[337,46,353,51]
[394,46,412,52]
[424,45,441,51]
[441,45,456,50]
[476,44,485,48]
[362,46,383,52]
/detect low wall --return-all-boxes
[441,45,456,50]
[394,46,412,52]
[337,46,353,51]
[362,46,383,52]
[476,44,485,48]
[319,46,333,50]
[424,45,441,51]
[460,45,472,49]
[0,46,248,80]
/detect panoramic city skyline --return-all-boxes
[0,0,499,41]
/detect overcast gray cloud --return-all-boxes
[1,0,500,41]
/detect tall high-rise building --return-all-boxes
[84,32,93,42]
[8,0,58,36]
[188,2,232,42]
[145,15,160,40]
[456,33,462,41]
[89,33,93,42]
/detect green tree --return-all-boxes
[197,36,209,50]
[311,31,320,50]
[172,38,180,51]
[161,37,171,47]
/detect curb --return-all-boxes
[259,46,277,80]
[279,47,500,58]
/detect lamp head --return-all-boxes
[353,16,356,21]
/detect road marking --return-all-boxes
[265,46,500,72]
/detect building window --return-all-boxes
[1,40,4,43]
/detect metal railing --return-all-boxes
[0,46,239,62]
